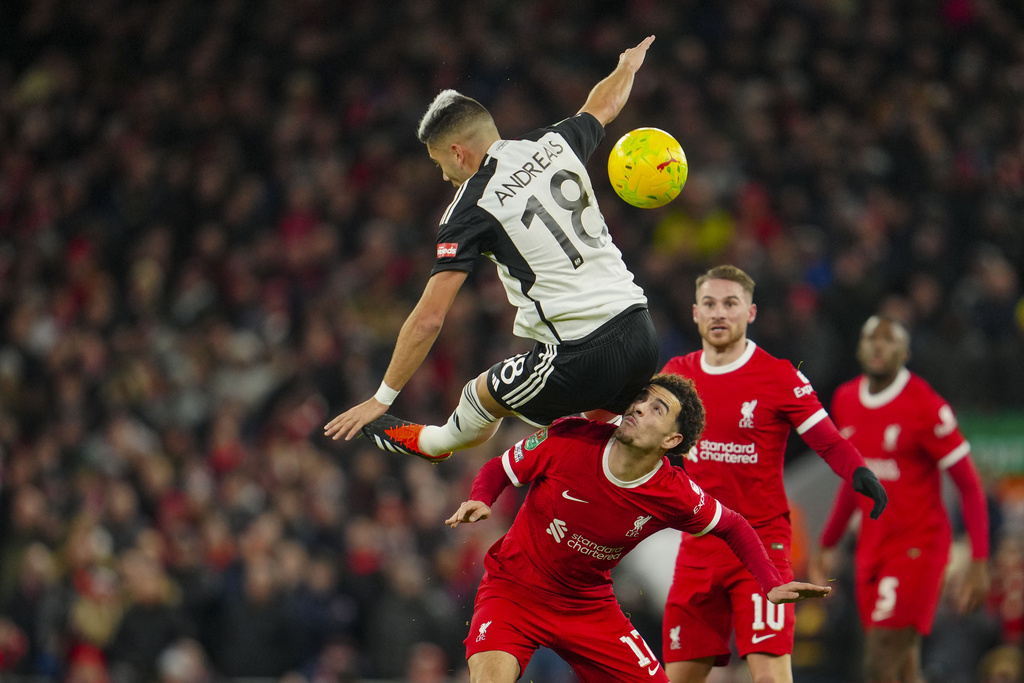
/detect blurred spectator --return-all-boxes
[405,641,457,683]
[106,550,194,683]
[155,638,211,683]
[213,554,297,677]
[2,543,58,674]
[978,644,1024,683]
[364,555,462,679]
[0,616,29,672]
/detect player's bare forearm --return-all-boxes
[767,581,831,604]
[446,500,491,528]
[578,35,655,126]
[323,317,439,440]
[323,271,465,441]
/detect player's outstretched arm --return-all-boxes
[577,35,655,127]
[767,581,831,604]
[446,500,492,528]
[946,454,991,613]
[324,270,468,441]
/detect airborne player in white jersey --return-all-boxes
[659,265,889,683]
[325,37,660,461]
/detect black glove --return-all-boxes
[852,466,888,519]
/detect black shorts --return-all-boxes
[485,306,659,426]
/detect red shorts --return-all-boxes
[663,534,795,666]
[466,574,668,682]
[855,546,947,634]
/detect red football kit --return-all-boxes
[661,342,865,665]
[819,368,989,633]
[462,417,784,682]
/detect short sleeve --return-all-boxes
[501,426,557,487]
[430,166,497,276]
[431,217,487,275]
[547,113,605,164]
[918,393,970,470]
[666,474,723,536]
[775,362,829,435]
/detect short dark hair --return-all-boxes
[696,265,755,298]
[650,373,705,456]
[416,89,493,146]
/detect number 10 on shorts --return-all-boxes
[751,592,785,631]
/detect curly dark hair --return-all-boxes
[649,372,706,456]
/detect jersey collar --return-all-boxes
[699,340,757,375]
[858,367,911,408]
[602,438,663,488]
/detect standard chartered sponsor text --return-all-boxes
[568,534,623,560]
[864,457,901,480]
[698,440,759,464]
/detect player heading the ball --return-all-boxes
[325,36,662,462]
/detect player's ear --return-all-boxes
[663,431,683,453]
[692,303,698,324]
[748,302,757,323]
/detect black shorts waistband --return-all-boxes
[560,305,650,352]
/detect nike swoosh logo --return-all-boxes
[647,665,660,676]
[562,490,589,503]
[751,633,777,644]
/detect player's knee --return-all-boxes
[474,373,514,418]
[749,671,786,683]
[746,653,792,683]
[864,629,917,682]
[469,673,511,683]
[468,652,519,683]
[864,656,901,683]
[457,380,500,428]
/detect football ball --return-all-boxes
[607,128,688,208]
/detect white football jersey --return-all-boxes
[431,113,646,344]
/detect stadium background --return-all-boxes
[0,0,1022,681]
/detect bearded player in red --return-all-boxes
[810,315,990,683]
[447,373,831,683]
[660,265,888,683]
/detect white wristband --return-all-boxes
[374,380,400,406]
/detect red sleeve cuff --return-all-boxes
[469,455,511,506]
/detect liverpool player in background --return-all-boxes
[446,373,831,683]
[810,315,990,683]
[660,265,888,683]
[325,37,661,462]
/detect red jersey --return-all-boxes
[484,418,723,600]
[662,342,827,529]
[830,368,971,559]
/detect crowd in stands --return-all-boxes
[1,0,1023,681]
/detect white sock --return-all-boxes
[418,381,500,454]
